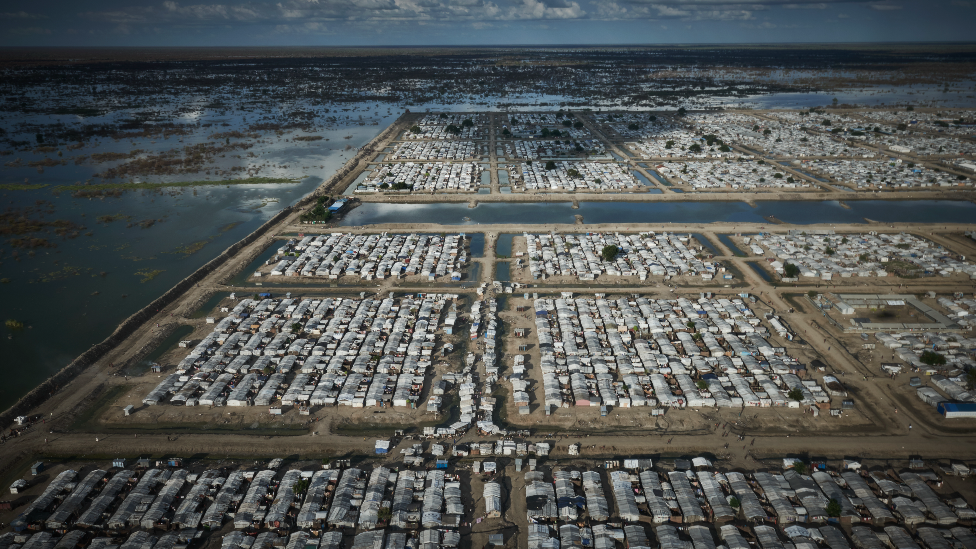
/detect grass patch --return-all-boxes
[71,385,127,431]
[97,213,132,223]
[168,221,242,256]
[0,183,48,191]
[135,269,164,283]
[173,241,209,255]
[53,177,300,195]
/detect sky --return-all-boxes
[1,0,975,47]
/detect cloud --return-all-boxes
[81,0,586,28]
[156,2,265,21]
[272,20,329,33]
[741,19,799,27]
[502,0,586,19]
[9,26,51,34]
[1,11,47,19]
[63,0,928,36]
[81,9,153,24]
[594,2,759,20]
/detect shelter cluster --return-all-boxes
[4,458,489,549]
[655,160,812,191]
[524,232,720,281]
[802,159,971,190]
[143,295,458,410]
[749,232,976,280]
[525,295,838,410]
[523,457,975,549]
[502,140,606,159]
[514,161,638,192]
[266,233,468,281]
[386,141,481,161]
[361,163,484,193]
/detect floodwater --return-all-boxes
[1,80,974,411]
[0,104,398,411]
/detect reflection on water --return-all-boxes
[690,233,720,255]
[717,234,748,256]
[495,262,511,282]
[496,234,515,256]
[343,200,976,226]
[747,261,774,283]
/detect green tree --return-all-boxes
[966,369,976,391]
[696,380,708,391]
[826,499,842,517]
[562,120,572,127]
[293,479,310,495]
[628,123,640,131]
[825,247,835,255]
[920,350,946,367]
[784,263,800,278]
[502,128,511,135]
[677,107,687,116]
[601,245,619,262]
[409,125,421,134]
[461,119,474,127]
[688,143,702,153]
[665,140,675,149]
[729,496,740,510]
[792,461,807,474]
[788,387,804,401]
[545,160,557,171]
[574,121,584,129]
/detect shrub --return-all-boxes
[920,350,946,367]
[826,499,842,517]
